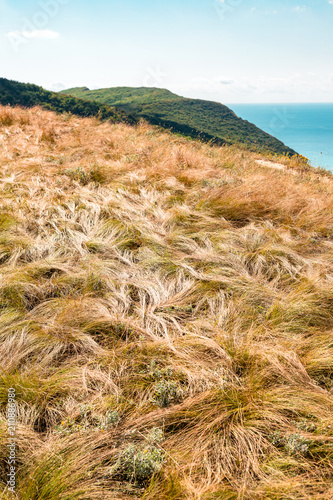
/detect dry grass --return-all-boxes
[0,105,332,499]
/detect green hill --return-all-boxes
[0,78,137,125]
[60,86,297,156]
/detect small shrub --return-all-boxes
[145,360,173,380]
[79,403,92,419]
[109,429,165,484]
[268,431,285,448]
[268,431,311,456]
[54,406,120,435]
[285,433,310,456]
[55,416,89,435]
[152,380,182,407]
[104,410,121,427]
[64,166,90,185]
[64,165,107,185]
[146,427,164,443]
[294,419,316,432]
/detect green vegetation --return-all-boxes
[110,429,165,485]
[0,78,136,125]
[0,78,298,156]
[61,86,297,155]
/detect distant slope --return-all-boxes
[60,86,297,156]
[0,78,136,125]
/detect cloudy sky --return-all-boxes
[1,0,333,103]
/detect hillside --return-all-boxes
[60,86,297,156]
[0,105,332,500]
[0,78,136,125]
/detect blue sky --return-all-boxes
[1,0,333,103]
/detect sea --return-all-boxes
[229,103,333,171]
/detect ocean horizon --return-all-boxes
[229,103,333,171]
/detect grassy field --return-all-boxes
[0,105,332,499]
[60,86,297,157]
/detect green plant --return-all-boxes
[284,433,310,456]
[146,427,164,443]
[64,165,107,186]
[151,380,182,407]
[145,360,173,380]
[104,410,121,427]
[64,167,90,185]
[54,406,120,435]
[268,432,311,456]
[109,431,165,484]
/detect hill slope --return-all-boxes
[0,78,136,125]
[0,105,332,499]
[61,86,297,156]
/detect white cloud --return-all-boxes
[46,82,67,92]
[5,29,60,40]
[184,76,235,93]
[172,72,333,104]
[292,6,307,13]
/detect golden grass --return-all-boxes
[0,105,332,499]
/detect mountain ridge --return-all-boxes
[0,78,137,125]
[0,78,298,156]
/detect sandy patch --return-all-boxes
[256,159,297,175]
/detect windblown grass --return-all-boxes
[0,105,332,499]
